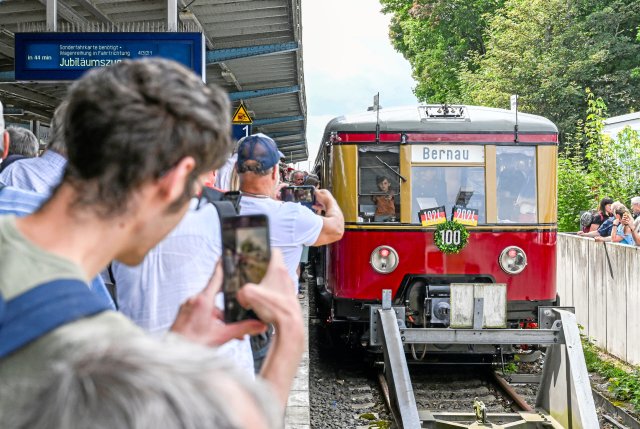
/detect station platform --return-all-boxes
[284,287,311,429]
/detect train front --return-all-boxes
[314,105,559,353]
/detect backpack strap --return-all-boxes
[199,187,242,218]
[0,279,111,358]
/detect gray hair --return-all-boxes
[6,127,38,157]
[290,170,304,181]
[12,335,281,429]
[631,196,640,205]
[47,100,69,157]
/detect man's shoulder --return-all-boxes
[0,185,47,216]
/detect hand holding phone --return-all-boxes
[280,185,316,208]
[221,214,271,323]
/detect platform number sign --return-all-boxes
[232,124,252,141]
[231,102,253,141]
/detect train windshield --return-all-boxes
[358,145,401,222]
[411,166,486,224]
[497,146,537,223]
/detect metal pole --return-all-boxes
[46,0,57,32]
[167,0,178,32]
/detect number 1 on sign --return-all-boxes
[242,125,249,138]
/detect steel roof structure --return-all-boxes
[0,0,308,161]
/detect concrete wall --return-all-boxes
[557,234,640,365]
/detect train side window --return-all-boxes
[357,145,400,222]
[496,146,537,223]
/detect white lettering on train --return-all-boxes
[422,148,469,161]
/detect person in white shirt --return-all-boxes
[111,197,254,376]
[235,134,344,290]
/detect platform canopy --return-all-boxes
[0,0,308,162]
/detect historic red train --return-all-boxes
[312,104,559,350]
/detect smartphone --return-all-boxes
[280,185,316,209]
[221,214,270,323]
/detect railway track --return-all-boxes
[377,364,539,428]
[309,280,639,429]
[377,363,639,429]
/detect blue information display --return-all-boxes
[15,32,205,80]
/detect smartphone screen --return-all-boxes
[221,215,270,323]
[281,186,315,209]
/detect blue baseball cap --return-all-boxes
[236,133,284,172]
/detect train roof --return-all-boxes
[321,105,558,136]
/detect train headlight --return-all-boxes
[499,246,527,274]
[370,246,399,274]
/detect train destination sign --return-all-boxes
[14,32,205,80]
[411,144,484,164]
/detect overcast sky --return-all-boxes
[299,0,418,169]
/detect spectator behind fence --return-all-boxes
[0,59,303,418]
[610,206,635,245]
[578,197,613,233]
[0,127,39,174]
[631,196,640,219]
[594,202,627,242]
[622,210,640,246]
[578,201,623,241]
[11,335,281,429]
[0,102,68,194]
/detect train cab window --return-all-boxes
[496,147,537,223]
[358,145,400,222]
[410,166,486,224]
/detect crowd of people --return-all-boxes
[577,196,640,246]
[0,58,344,427]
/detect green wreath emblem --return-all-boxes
[434,221,470,254]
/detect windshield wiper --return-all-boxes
[375,156,407,183]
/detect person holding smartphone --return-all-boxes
[236,134,344,290]
[236,134,344,369]
[0,60,304,424]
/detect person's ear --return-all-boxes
[1,131,9,160]
[156,156,196,202]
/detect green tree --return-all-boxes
[457,0,640,138]
[557,89,640,231]
[380,0,504,102]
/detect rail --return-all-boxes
[374,289,599,428]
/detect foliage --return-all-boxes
[557,157,592,232]
[379,0,504,102]
[434,221,470,253]
[582,91,640,203]
[556,89,640,231]
[582,337,640,411]
[457,0,640,138]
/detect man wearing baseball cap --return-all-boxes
[237,133,343,289]
[236,133,344,369]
